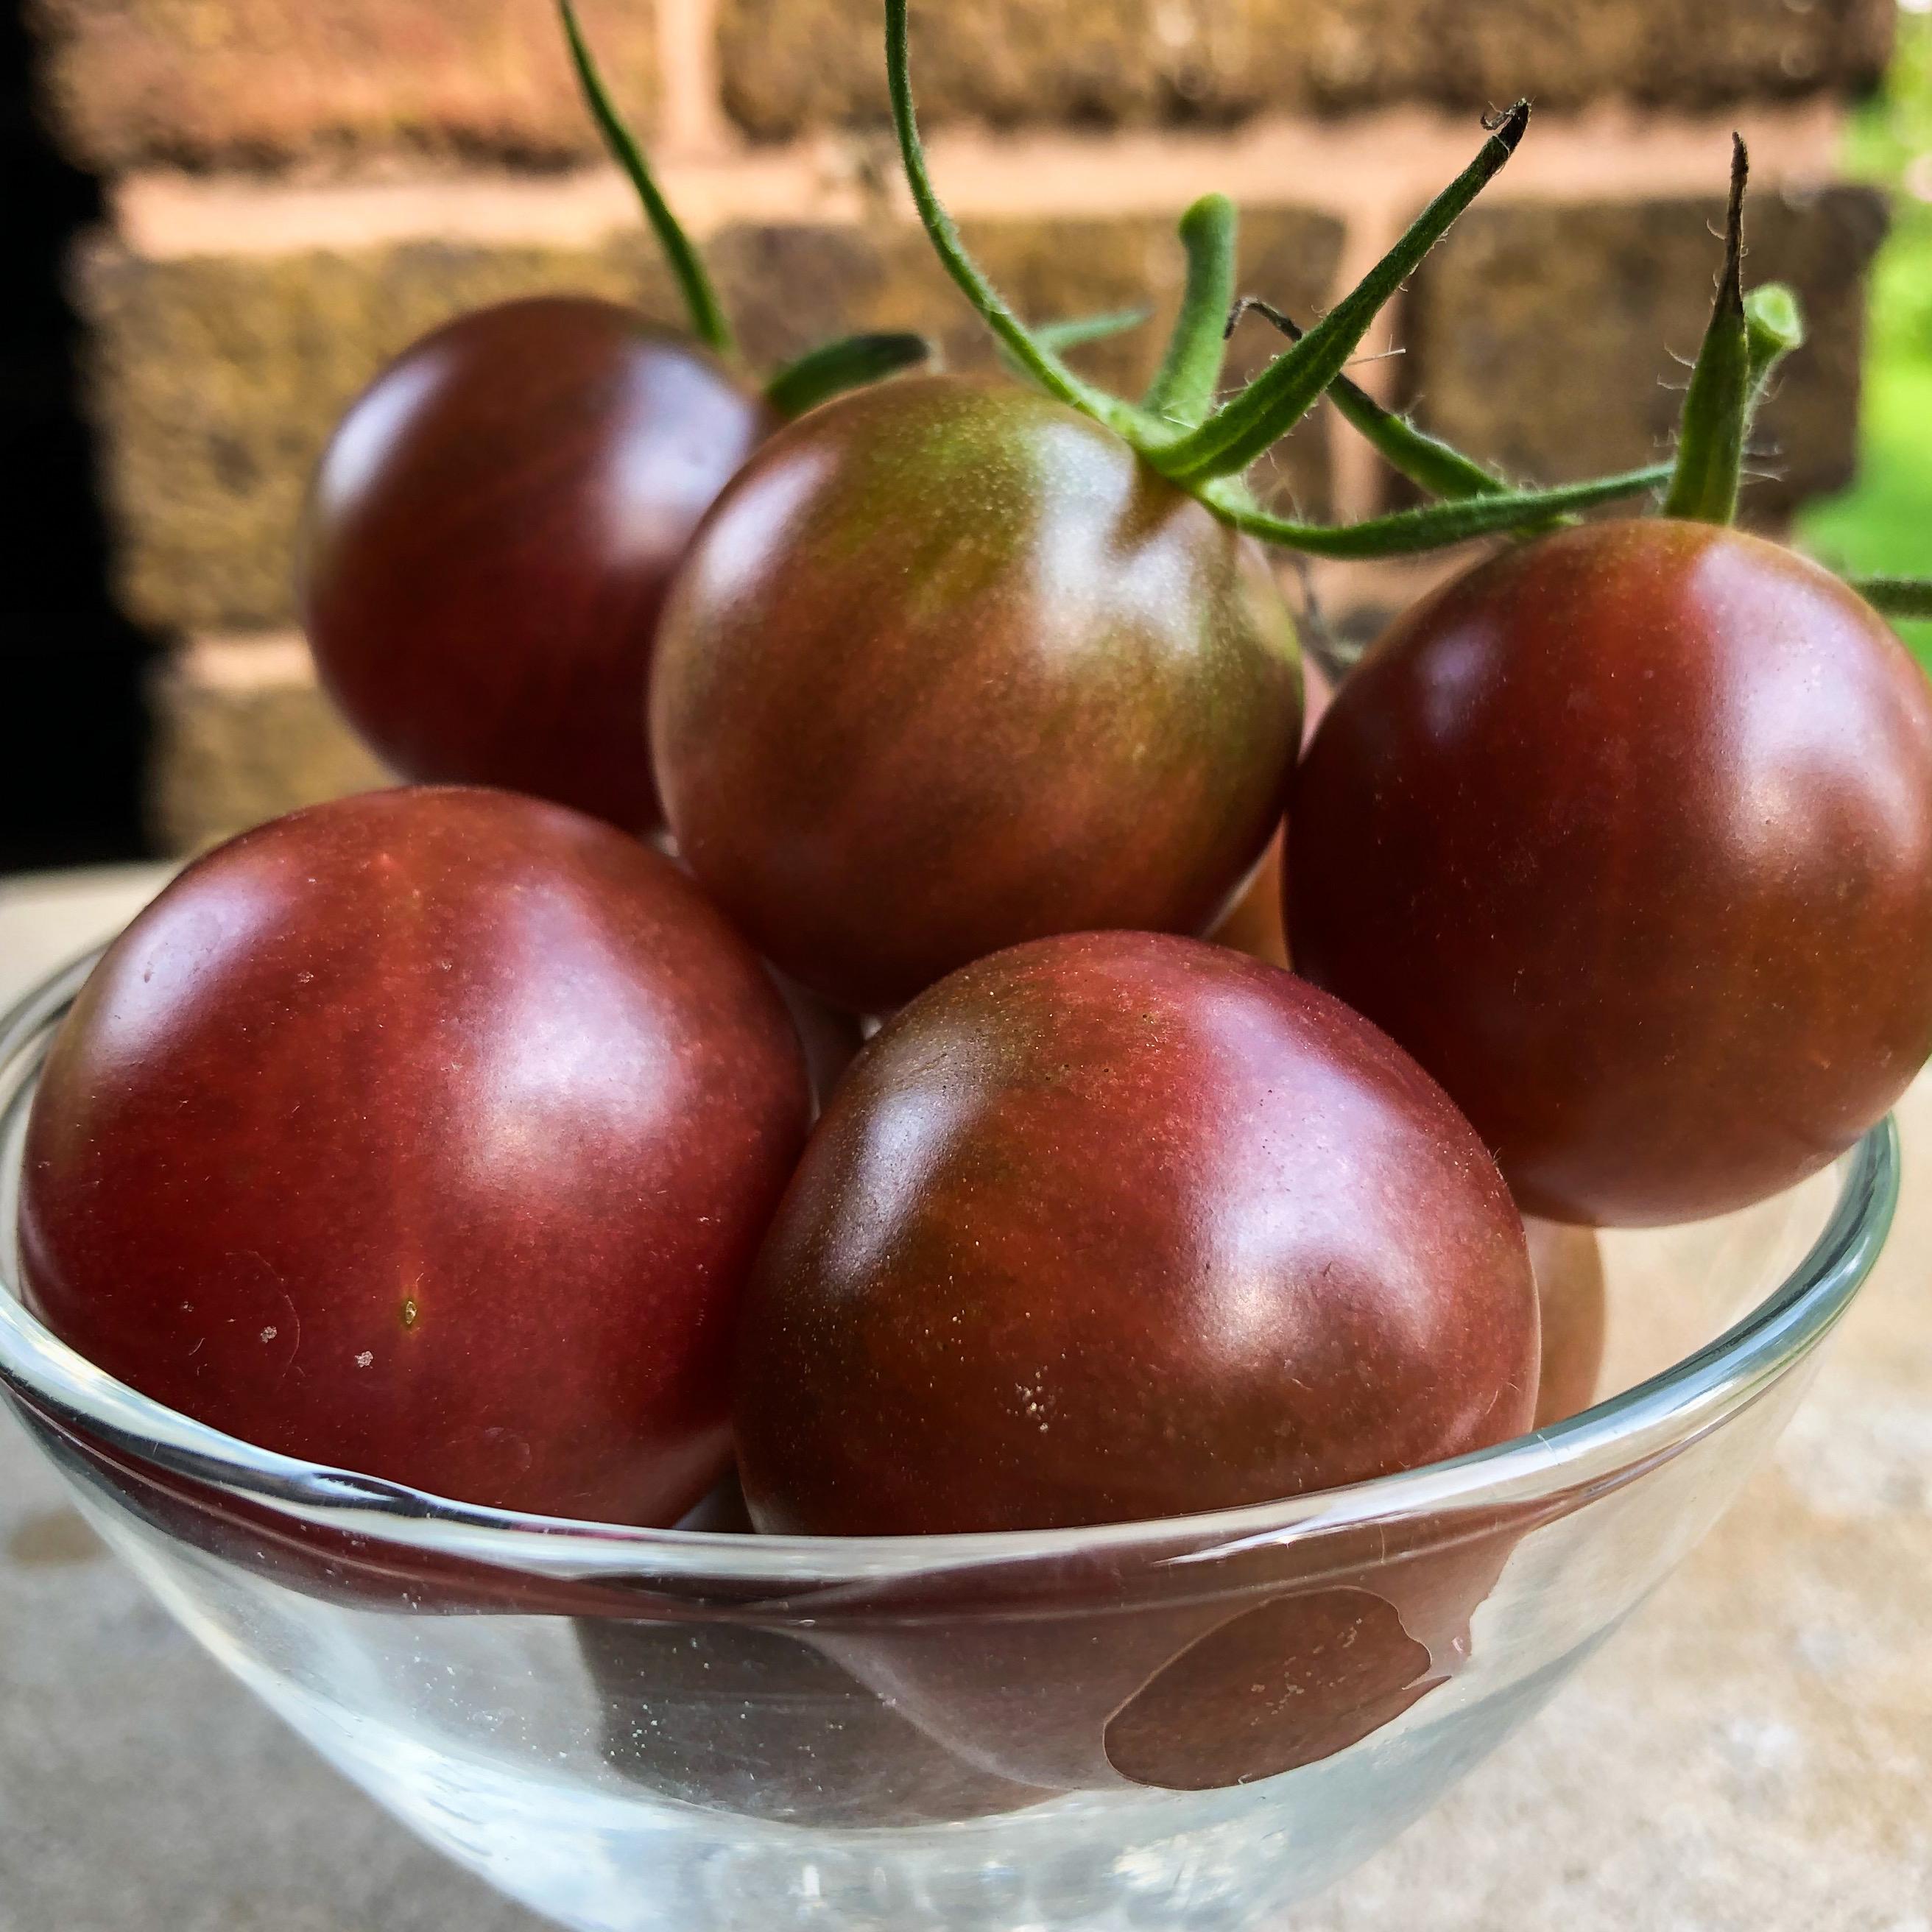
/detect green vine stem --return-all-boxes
[1034,309,1152,355]
[1202,462,1676,558]
[559,0,736,357]
[1224,297,1506,501]
[886,0,1670,551]
[765,333,934,418]
[1854,577,1932,621]
[1143,196,1239,431]
[997,308,1151,381]
[1663,135,1752,523]
[885,0,1133,434]
[1150,102,1530,487]
[1744,283,1804,407]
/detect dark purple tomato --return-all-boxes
[1288,520,1932,1226]
[301,297,767,829]
[19,786,810,1524]
[649,375,1303,1013]
[735,930,1539,1537]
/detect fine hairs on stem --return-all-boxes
[881,0,1668,557]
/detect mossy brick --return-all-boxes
[1400,186,1889,519]
[27,0,657,172]
[716,0,1894,143]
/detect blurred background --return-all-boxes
[2,0,1928,874]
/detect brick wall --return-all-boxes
[24,0,1895,850]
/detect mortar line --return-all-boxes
[112,99,1850,261]
[655,0,735,160]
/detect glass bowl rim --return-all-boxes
[0,948,1902,1588]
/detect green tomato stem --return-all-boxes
[559,0,736,357]
[997,308,1151,382]
[1224,297,1506,501]
[1852,577,1932,621]
[1663,135,1752,525]
[764,332,934,419]
[884,0,1136,435]
[1032,309,1152,356]
[1744,282,1804,415]
[1148,102,1529,488]
[1143,196,1239,430]
[1203,460,1672,558]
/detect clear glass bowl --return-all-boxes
[0,950,1900,1932]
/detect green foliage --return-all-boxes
[1798,6,1932,661]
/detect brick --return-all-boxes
[83,204,1339,632]
[28,0,656,172]
[1400,186,1889,518]
[148,638,387,853]
[717,0,1894,142]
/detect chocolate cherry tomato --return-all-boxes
[1288,521,1932,1225]
[20,786,810,1523]
[735,930,1538,1536]
[650,376,1303,1013]
[301,297,767,829]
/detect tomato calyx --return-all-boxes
[1665,135,1794,526]
[1652,141,1931,617]
[886,0,1671,559]
[1145,104,1531,489]
[561,0,933,416]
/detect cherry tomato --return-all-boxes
[735,930,1538,1536]
[301,297,766,829]
[19,786,810,1523]
[650,375,1303,1012]
[1290,521,1932,1225]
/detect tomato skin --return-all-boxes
[1289,520,1932,1227]
[301,297,767,831]
[19,786,811,1525]
[651,375,1303,1014]
[735,931,1538,1538]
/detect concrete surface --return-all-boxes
[1,866,1926,1931]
